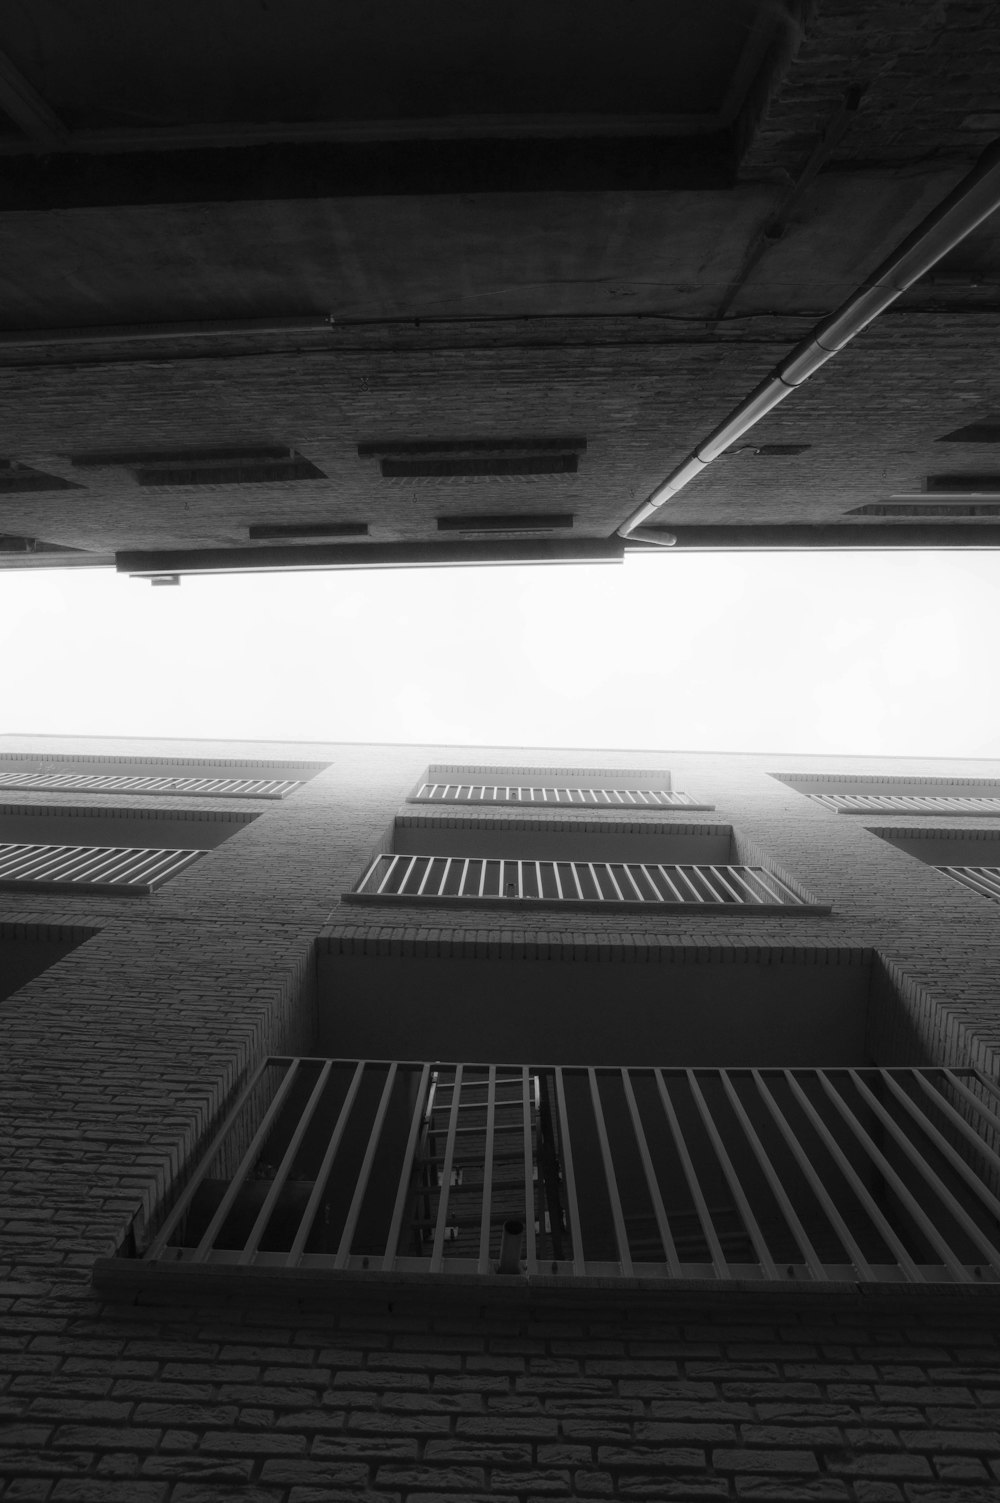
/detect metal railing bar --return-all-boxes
[553,1068,585,1275]
[354,853,384,894]
[588,1069,633,1276]
[0,844,78,877]
[239,1061,335,1265]
[430,1066,464,1273]
[144,1056,278,1259]
[381,1063,433,1269]
[718,1072,826,1280]
[653,1069,730,1278]
[708,865,746,903]
[675,866,706,902]
[818,1071,970,1281]
[375,854,402,896]
[941,867,1000,900]
[783,1070,923,1280]
[144,850,203,888]
[522,1065,537,1274]
[745,868,794,903]
[354,854,805,907]
[934,1068,1000,1140]
[8,843,182,888]
[752,1070,875,1281]
[655,864,686,902]
[193,1060,303,1262]
[849,1070,1000,1273]
[688,1070,779,1279]
[0,845,82,879]
[335,1063,400,1269]
[82,848,164,883]
[0,771,298,797]
[478,1067,497,1275]
[620,1069,681,1273]
[889,1071,1000,1231]
[290,1060,368,1266]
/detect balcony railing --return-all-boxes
[348,853,812,908]
[0,842,202,893]
[0,771,301,798]
[939,866,1000,902]
[812,792,1000,815]
[144,1058,1000,1285]
[412,782,708,807]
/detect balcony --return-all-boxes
[412,781,706,808]
[347,853,814,910]
[773,772,1000,816]
[0,771,301,798]
[0,842,202,893]
[141,1057,1000,1287]
[813,793,1000,815]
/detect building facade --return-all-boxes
[2,3,1000,575]
[3,733,1000,1499]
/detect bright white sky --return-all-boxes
[2,551,998,758]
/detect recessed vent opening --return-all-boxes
[926,474,1000,494]
[70,447,327,487]
[248,522,369,540]
[847,503,1000,517]
[436,514,574,533]
[936,425,1000,443]
[384,455,577,478]
[751,444,812,456]
[0,461,81,494]
[359,437,586,481]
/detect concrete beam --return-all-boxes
[0,136,734,212]
[116,538,624,576]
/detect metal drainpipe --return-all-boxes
[618,138,1000,546]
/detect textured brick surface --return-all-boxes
[3,732,1000,1497]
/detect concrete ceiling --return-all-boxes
[0,0,768,140]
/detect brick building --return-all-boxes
[4,732,1000,1499]
[2,2,1000,574]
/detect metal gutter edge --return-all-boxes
[617,137,1000,539]
[624,523,1000,550]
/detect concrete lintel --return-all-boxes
[117,538,624,576]
[0,136,734,212]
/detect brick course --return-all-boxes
[3,733,1000,1496]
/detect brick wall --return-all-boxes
[4,1283,1000,1501]
[741,1,1000,173]
[4,735,1000,1496]
[3,308,999,549]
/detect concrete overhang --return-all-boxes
[116,538,624,577]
